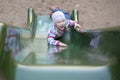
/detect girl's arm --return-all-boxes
[68,20,77,26]
[48,35,60,46]
[68,20,82,32]
[48,32,67,46]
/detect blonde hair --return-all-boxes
[52,11,66,23]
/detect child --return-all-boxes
[48,11,82,47]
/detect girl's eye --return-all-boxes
[56,21,60,23]
[62,20,65,22]
[58,21,61,23]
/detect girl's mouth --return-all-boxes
[60,27,65,30]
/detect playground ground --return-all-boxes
[0,0,120,30]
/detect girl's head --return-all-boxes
[52,11,66,30]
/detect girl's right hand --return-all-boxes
[59,42,68,47]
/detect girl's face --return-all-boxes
[55,18,66,31]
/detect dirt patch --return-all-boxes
[0,0,120,29]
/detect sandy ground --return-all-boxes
[0,0,120,29]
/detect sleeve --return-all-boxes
[67,20,77,26]
[48,31,60,46]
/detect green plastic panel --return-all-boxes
[0,8,120,80]
[0,23,7,55]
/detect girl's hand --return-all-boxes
[59,42,68,47]
[74,23,82,32]
[58,46,67,52]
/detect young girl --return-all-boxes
[48,11,82,47]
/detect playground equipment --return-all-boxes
[0,8,120,80]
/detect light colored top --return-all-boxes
[48,20,76,46]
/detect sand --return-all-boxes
[0,0,120,29]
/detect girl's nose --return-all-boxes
[61,22,65,26]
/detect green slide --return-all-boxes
[0,8,120,80]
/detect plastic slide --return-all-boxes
[0,8,120,80]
